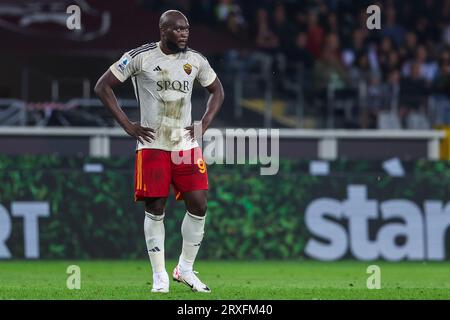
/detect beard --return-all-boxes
[166,39,187,53]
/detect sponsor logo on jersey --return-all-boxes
[157,80,190,92]
[183,63,192,75]
[117,57,129,72]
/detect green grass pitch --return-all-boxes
[0,260,449,300]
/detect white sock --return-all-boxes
[179,211,206,273]
[144,211,166,274]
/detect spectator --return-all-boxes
[365,73,385,128]
[254,7,279,54]
[325,12,339,34]
[400,31,418,61]
[305,10,325,59]
[215,0,235,23]
[377,36,395,72]
[314,33,349,91]
[384,68,401,112]
[430,51,450,125]
[342,28,367,68]
[285,31,315,72]
[381,5,405,47]
[348,52,371,87]
[384,50,401,76]
[402,45,438,84]
[224,10,247,41]
[399,62,430,127]
[273,2,294,51]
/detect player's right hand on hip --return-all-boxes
[124,121,155,144]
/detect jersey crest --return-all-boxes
[183,63,192,75]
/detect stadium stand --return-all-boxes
[0,0,449,130]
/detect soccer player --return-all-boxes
[94,10,224,293]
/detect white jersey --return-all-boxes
[110,41,217,151]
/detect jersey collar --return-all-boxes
[157,41,180,60]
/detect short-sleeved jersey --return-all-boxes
[110,41,217,151]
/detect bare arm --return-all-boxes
[201,77,225,132]
[186,77,225,137]
[94,70,154,144]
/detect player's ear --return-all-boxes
[159,22,169,31]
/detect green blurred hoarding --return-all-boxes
[0,156,449,261]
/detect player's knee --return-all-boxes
[187,202,207,217]
[145,206,165,215]
[145,200,166,215]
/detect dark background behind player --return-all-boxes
[0,0,450,293]
[0,0,449,130]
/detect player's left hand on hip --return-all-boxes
[184,121,204,141]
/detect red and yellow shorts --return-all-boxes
[134,147,208,201]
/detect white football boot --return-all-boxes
[173,265,211,293]
[151,271,169,293]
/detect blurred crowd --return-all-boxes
[144,0,450,129]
